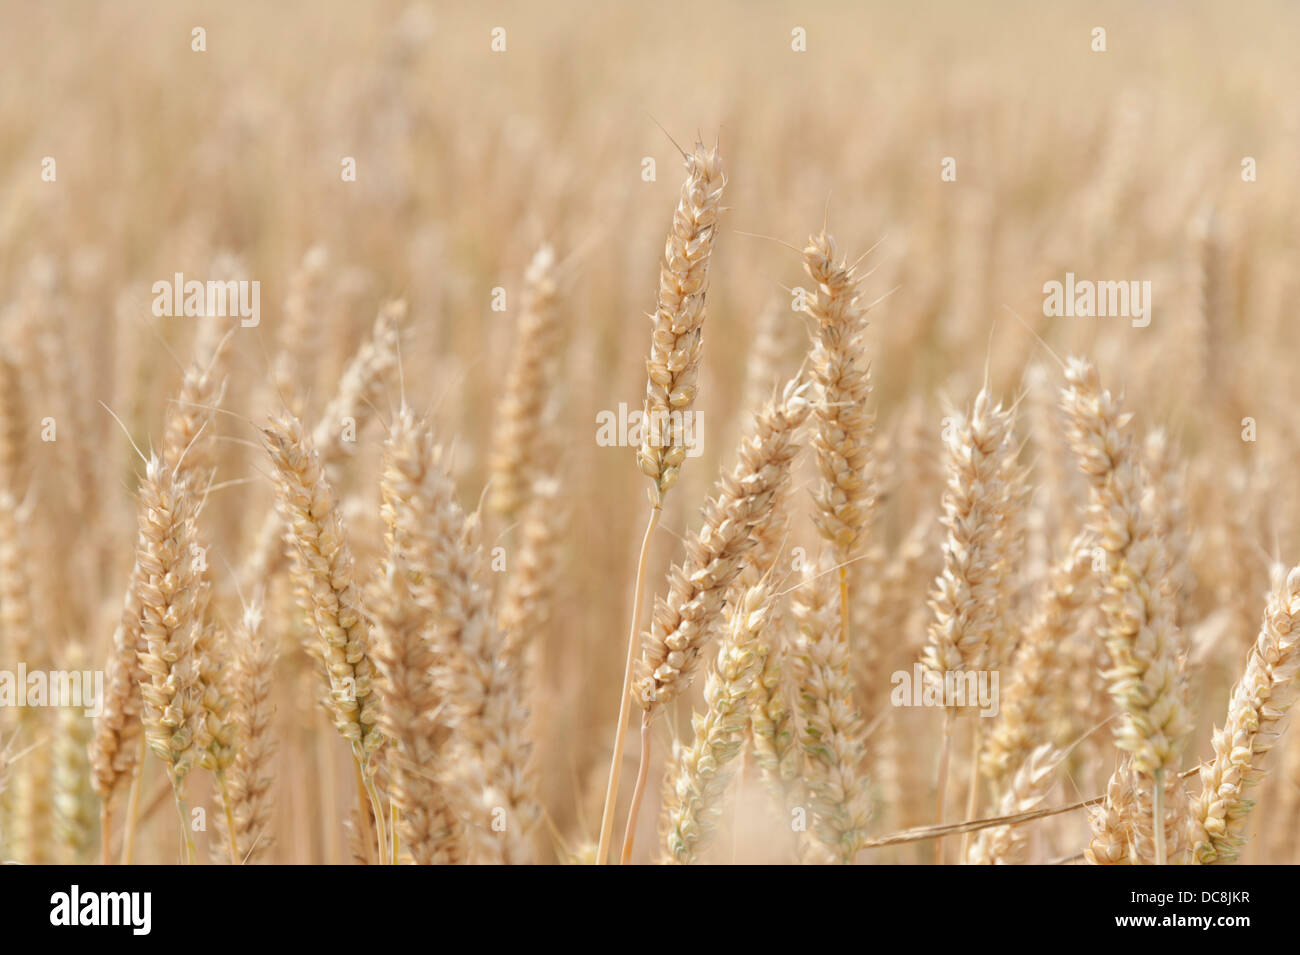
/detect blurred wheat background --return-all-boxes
[1,0,1298,864]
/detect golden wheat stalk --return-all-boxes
[599,141,726,865]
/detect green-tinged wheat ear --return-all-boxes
[662,584,772,864]
[1061,356,1191,864]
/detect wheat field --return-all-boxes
[0,0,1298,866]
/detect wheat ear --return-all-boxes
[0,354,44,862]
[262,411,387,862]
[982,533,1090,786]
[791,555,872,862]
[245,300,408,586]
[489,243,562,523]
[635,379,811,712]
[1061,356,1191,864]
[370,559,464,865]
[802,229,876,609]
[91,331,229,862]
[621,381,811,861]
[1192,564,1300,863]
[221,603,279,863]
[382,406,538,863]
[133,456,205,862]
[599,141,725,865]
[966,744,1064,865]
[743,477,801,811]
[55,646,96,863]
[271,244,330,418]
[661,584,772,863]
[742,300,799,418]
[920,388,1019,859]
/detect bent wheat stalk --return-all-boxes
[620,379,810,861]
[1192,564,1300,863]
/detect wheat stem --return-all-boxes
[597,502,661,864]
[360,761,388,866]
[99,803,113,866]
[351,759,378,865]
[960,720,984,860]
[620,715,653,864]
[217,771,239,865]
[172,784,196,865]
[1153,768,1167,865]
[119,736,146,865]
[935,709,953,863]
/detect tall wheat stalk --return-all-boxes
[599,141,725,865]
